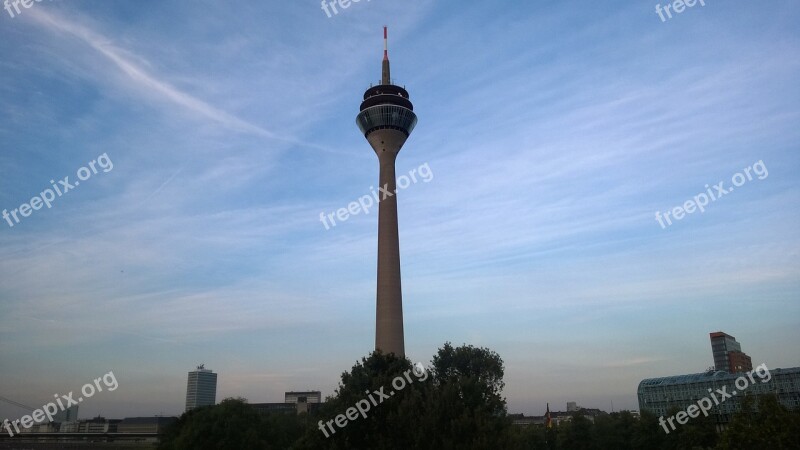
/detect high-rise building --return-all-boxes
[185,364,217,411]
[52,404,79,423]
[710,331,753,373]
[356,27,418,358]
[727,349,753,373]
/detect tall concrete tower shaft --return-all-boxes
[355,27,417,357]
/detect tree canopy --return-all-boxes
[158,345,799,450]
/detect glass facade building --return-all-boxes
[638,366,800,425]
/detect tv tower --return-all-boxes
[356,27,418,357]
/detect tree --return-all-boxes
[430,342,506,411]
[262,411,308,449]
[162,344,516,449]
[594,412,636,450]
[630,410,666,450]
[419,342,511,450]
[674,407,717,450]
[294,351,428,450]
[159,398,266,450]
[717,394,800,449]
[507,424,550,450]
[655,406,717,450]
[159,397,306,450]
[557,413,594,450]
[296,343,511,450]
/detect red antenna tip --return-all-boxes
[383,26,389,60]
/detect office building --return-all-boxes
[52,405,78,423]
[710,331,752,373]
[185,364,218,411]
[638,366,800,427]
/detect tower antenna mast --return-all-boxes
[382,26,391,85]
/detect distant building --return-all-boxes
[710,331,753,373]
[118,416,177,433]
[566,401,579,412]
[625,410,641,419]
[638,366,800,428]
[19,422,60,433]
[553,408,604,424]
[251,402,300,415]
[185,364,218,411]
[510,404,608,427]
[71,416,120,433]
[508,413,544,426]
[285,391,321,404]
[58,421,78,433]
[252,390,323,415]
[52,405,79,423]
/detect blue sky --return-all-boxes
[1,0,798,419]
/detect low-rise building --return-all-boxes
[252,390,324,415]
[75,416,120,433]
[285,391,321,404]
[117,416,177,433]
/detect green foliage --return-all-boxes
[631,410,666,450]
[557,413,594,450]
[593,411,636,450]
[658,405,718,450]
[422,342,510,450]
[297,343,510,450]
[716,394,800,450]
[158,397,305,450]
[294,351,428,450]
[158,348,799,450]
[507,423,550,449]
[431,342,505,409]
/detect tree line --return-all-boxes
[159,343,800,449]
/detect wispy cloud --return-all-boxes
[26,8,328,151]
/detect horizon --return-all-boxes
[1,0,799,422]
